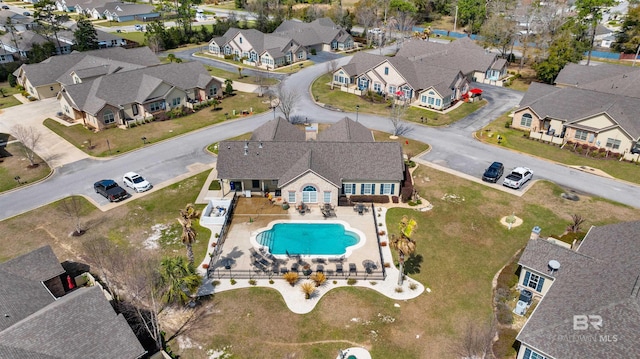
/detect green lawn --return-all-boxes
[311,73,487,124]
[44,92,270,157]
[480,112,640,185]
[0,83,22,109]
[0,142,51,193]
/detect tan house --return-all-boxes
[216,117,406,207]
[511,63,640,156]
[58,61,221,131]
[515,221,640,359]
[14,46,160,100]
[273,18,355,53]
[334,51,468,110]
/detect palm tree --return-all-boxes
[178,203,200,264]
[390,215,418,285]
[159,256,201,305]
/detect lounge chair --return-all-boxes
[335,263,344,276]
[280,267,289,275]
[349,263,357,275]
[291,263,299,272]
[316,264,324,273]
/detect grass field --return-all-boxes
[0,82,22,109]
[0,142,51,193]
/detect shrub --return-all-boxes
[384,262,390,267]
[505,120,511,128]
[269,279,274,284]
[392,196,399,203]
[283,272,299,286]
[378,230,386,236]
[347,278,357,285]
[230,278,237,285]
[496,302,513,324]
[300,281,316,299]
[408,282,418,290]
[370,281,377,285]
[249,279,257,285]
[380,241,387,246]
[202,263,209,269]
[332,280,337,284]
[310,272,326,287]
[395,287,403,293]
[581,143,589,150]
[348,195,389,203]
[310,48,317,55]
[212,280,221,286]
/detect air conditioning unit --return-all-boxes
[514,300,528,316]
[519,289,533,305]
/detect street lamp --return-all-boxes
[356,105,360,122]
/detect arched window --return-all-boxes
[521,113,532,127]
[103,109,114,124]
[302,185,317,203]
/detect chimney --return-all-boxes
[531,226,541,240]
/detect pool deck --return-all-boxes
[197,203,427,314]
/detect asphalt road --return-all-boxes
[2,46,640,221]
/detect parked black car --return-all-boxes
[482,162,504,183]
[94,179,129,202]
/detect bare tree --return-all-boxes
[389,97,412,136]
[58,196,86,236]
[254,71,268,97]
[11,124,42,167]
[567,214,586,233]
[451,320,496,359]
[275,82,301,122]
[355,0,379,44]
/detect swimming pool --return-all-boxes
[253,221,364,257]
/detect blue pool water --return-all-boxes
[257,223,359,256]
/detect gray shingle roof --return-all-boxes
[63,61,218,115]
[214,28,299,58]
[273,18,351,46]
[0,31,52,52]
[99,2,155,17]
[250,117,305,141]
[0,245,64,282]
[517,221,640,358]
[17,46,158,87]
[0,269,56,332]
[317,117,375,142]
[0,286,146,359]
[554,62,638,87]
[218,118,404,187]
[57,24,126,45]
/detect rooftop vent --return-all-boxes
[548,259,560,275]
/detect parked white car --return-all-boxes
[123,172,152,192]
[502,167,533,189]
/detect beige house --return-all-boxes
[58,61,221,131]
[334,51,468,110]
[14,46,160,100]
[273,18,354,53]
[216,117,406,207]
[512,63,640,156]
[515,221,640,359]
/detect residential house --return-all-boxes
[0,10,35,32]
[216,117,405,207]
[0,245,146,358]
[594,23,615,47]
[14,46,160,100]
[55,0,111,13]
[395,37,508,84]
[90,2,159,22]
[208,28,306,69]
[57,24,129,49]
[0,48,15,64]
[333,51,469,111]
[273,17,355,52]
[58,61,222,130]
[515,221,640,359]
[511,63,640,156]
[0,30,72,60]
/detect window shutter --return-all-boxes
[380,185,384,194]
[352,184,356,193]
[361,184,364,194]
[523,348,531,359]
[391,184,395,194]
[537,277,545,292]
[523,271,530,287]
[371,184,375,194]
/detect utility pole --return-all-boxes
[633,44,640,67]
[453,6,458,33]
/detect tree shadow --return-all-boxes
[404,253,423,275]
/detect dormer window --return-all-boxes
[239,37,242,43]
[384,67,389,75]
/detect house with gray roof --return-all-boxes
[333,51,469,110]
[216,117,405,206]
[14,46,159,100]
[273,18,354,52]
[0,30,73,62]
[90,2,159,22]
[58,61,222,131]
[515,221,640,359]
[0,245,146,359]
[57,24,129,49]
[208,28,307,69]
[0,10,35,32]
[511,63,640,157]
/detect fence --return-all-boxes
[206,193,238,277]
[340,85,362,96]
[371,203,387,280]
[529,131,564,145]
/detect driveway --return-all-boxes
[0,99,89,168]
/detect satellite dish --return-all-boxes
[549,260,560,273]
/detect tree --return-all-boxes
[33,0,64,51]
[479,14,517,57]
[355,0,378,44]
[178,203,200,265]
[326,59,340,89]
[457,0,486,34]
[390,215,417,285]
[237,66,243,79]
[167,53,176,63]
[389,95,412,136]
[74,17,99,51]
[145,20,169,53]
[275,81,301,122]
[58,196,86,236]
[575,0,617,65]
[534,21,588,83]
[451,320,496,359]
[613,4,640,53]
[224,78,234,96]
[566,214,586,233]
[11,124,41,167]
[389,0,417,36]
[159,256,202,305]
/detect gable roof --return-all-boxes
[17,46,159,87]
[62,61,217,115]
[212,28,298,58]
[517,221,640,358]
[554,62,639,87]
[250,117,305,141]
[274,18,349,45]
[0,30,53,52]
[57,24,126,46]
[0,245,65,282]
[99,2,155,16]
[217,117,404,187]
[317,117,375,142]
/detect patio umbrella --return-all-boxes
[362,260,376,274]
[219,257,235,269]
[470,88,483,95]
